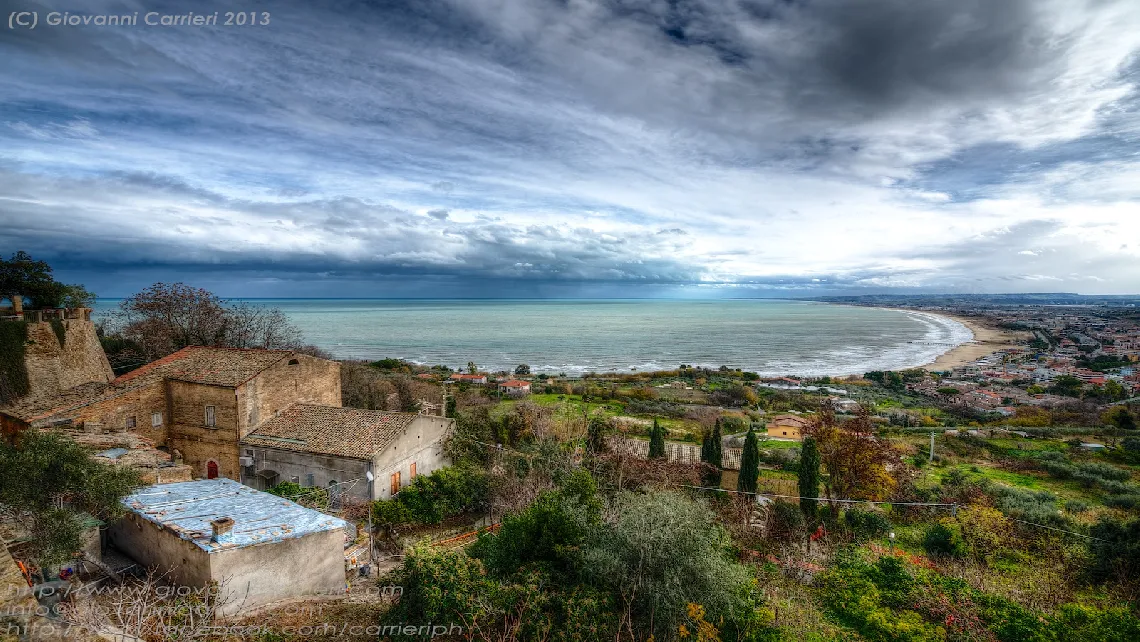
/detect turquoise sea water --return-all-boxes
[92,299,971,376]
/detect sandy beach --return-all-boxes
[920,313,1027,371]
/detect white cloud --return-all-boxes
[1,0,1139,294]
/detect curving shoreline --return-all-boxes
[914,312,1025,371]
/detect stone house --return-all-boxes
[1,346,341,482]
[2,344,453,499]
[109,478,346,615]
[241,404,454,501]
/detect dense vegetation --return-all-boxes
[360,375,1140,641]
[0,431,142,569]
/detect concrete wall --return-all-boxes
[238,356,340,438]
[240,445,369,499]
[210,529,344,615]
[107,513,213,589]
[20,319,113,400]
[108,515,344,617]
[372,416,453,500]
[168,381,241,480]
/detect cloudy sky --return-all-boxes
[2,0,1140,298]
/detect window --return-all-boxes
[206,461,218,479]
[151,412,162,427]
[204,405,216,427]
[409,462,417,480]
[390,472,401,496]
[305,473,315,487]
[125,416,136,429]
[291,475,299,484]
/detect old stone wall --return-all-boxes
[168,381,240,480]
[61,381,168,444]
[20,320,113,400]
[238,355,340,437]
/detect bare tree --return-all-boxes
[224,302,304,350]
[108,283,310,362]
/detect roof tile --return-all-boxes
[242,403,420,459]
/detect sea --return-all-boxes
[92,299,972,377]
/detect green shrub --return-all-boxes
[767,498,805,540]
[988,484,1069,527]
[388,545,621,641]
[581,491,759,641]
[1048,604,1140,641]
[1088,517,1140,585]
[845,508,891,540]
[817,555,944,642]
[1064,499,1090,514]
[472,470,600,577]
[1077,462,1131,482]
[1104,494,1140,510]
[371,463,489,527]
[924,521,968,558]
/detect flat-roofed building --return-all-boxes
[108,478,346,615]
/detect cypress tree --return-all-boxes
[700,430,712,464]
[587,416,607,454]
[737,427,760,494]
[710,418,724,468]
[799,436,820,521]
[648,418,666,459]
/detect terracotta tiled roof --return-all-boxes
[114,346,292,388]
[0,382,113,423]
[3,347,298,425]
[242,403,419,459]
[500,380,530,387]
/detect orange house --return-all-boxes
[765,414,810,441]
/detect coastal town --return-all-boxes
[2,260,1140,641]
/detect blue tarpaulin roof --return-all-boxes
[121,478,346,553]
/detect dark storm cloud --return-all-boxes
[1,0,1139,295]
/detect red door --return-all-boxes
[207,461,219,479]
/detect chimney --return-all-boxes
[211,517,235,545]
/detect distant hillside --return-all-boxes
[805,293,1140,307]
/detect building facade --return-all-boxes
[241,405,454,501]
[765,414,810,441]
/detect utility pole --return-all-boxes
[929,431,935,463]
